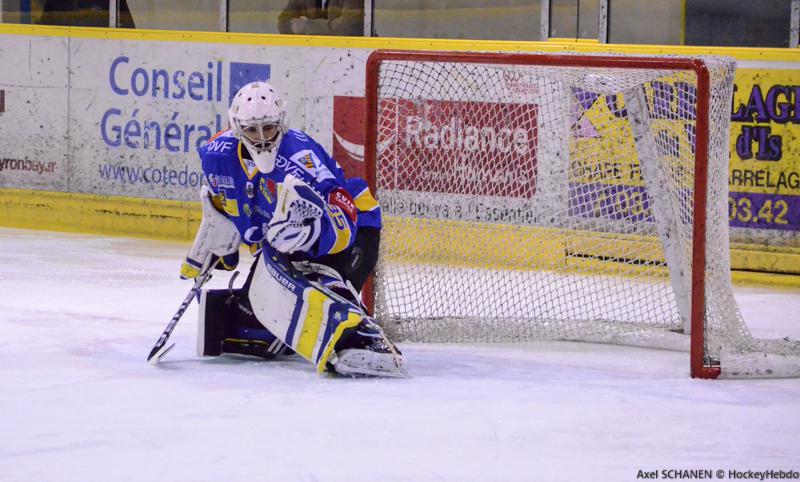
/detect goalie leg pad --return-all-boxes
[197,288,293,359]
[248,250,363,372]
[198,289,226,357]
[248,249,407,376]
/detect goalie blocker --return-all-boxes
[197,239,406,377]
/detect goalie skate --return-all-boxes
[329,319,408,378]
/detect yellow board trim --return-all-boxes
[0,188,200,241]
[383,216,670,278]
[295,288,329,360]
[1,23,800,62]
[382,215,800,287]
[1,188,799,286]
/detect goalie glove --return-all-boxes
[265,174,325,254]
[180,185,242,280]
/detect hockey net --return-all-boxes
[364,50,800,379]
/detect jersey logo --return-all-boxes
[259,178,275,204]
[288,149,319,176]
[328,188,357,223]
[244,222,268,244]
[208,174,235,189]
[275,154,306,178]
[206,138,235,153]
[288,149,336,182]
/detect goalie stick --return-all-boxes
[147,259,220,365]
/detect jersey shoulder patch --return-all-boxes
[290,149,336,183]
[201,130,238,157]
[278,132,337,183]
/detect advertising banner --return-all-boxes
[68,39,306,201]
[729,67,800,245]
[1,28,800,263]
[330,64,800,251]
[0,36,69,192]
[377,98,538,196]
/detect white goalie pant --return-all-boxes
[247,252,363,373]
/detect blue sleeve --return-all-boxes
[345,177,382,230]
[198,144,224,198]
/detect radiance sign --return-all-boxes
[333,96,538,198]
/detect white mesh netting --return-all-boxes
[369,51,800,378]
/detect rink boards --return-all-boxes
[1,24,800,279]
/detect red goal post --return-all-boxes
[362,49,800,379]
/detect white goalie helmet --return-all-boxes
[228,81,287,173]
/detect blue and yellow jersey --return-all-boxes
[198,129,379,258]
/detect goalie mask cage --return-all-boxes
[364,49,800,379]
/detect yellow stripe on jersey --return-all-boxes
[327,206,353,254]
[316,310,362,374]
[295,289,329,360]
[210,194,225,211]
[353,188,379,212]
[223,199,240,217]
[216,191,240,217]
[237,142,260,180]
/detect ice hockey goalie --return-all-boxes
[180,80,406,378]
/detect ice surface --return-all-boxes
[1,227,798,482]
